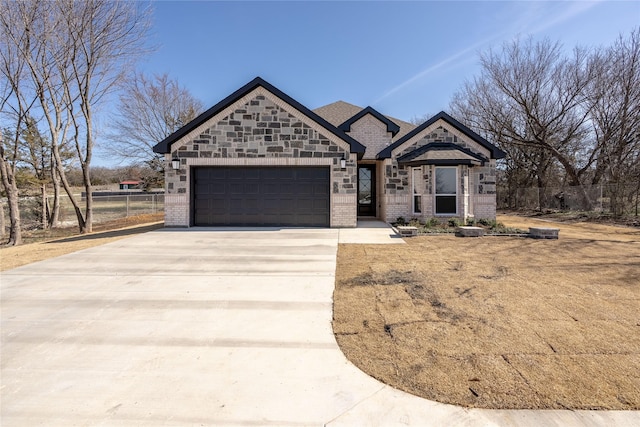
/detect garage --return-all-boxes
[192,167,330,226]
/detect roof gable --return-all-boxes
[338,106,400,136]
[313,101,416,140]
[377,111,506,160]
[153,77,365,156]
[397,142,488,166]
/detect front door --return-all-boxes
[357,165,376,216]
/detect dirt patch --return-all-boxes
[509,209,640,228]
[333,215,640,409]
[0,213,164,271]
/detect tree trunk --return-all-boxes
[52,142,86,233]
[81,134,93,233]
[0,198,5,240]
[0,152,22,246]
[48,166,60,228]
[83,179,92,233]
[547,147,593,211]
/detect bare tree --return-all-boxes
[1,0,151,234]
[451,37,598,209]
[408,112,434,126]
[109,72,203,170]
[0,4,39,245]
[54,0,152,233]
[589,29,640,216]
[0,130,23,245]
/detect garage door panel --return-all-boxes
[297,183,313,194]
[245,199,259,211]
[279,183,295,194]
[313,199,330,210]
[229,183,244,194]
[192,167,329,226]
[207,169,226,179]
[312,183,327,194]
[263,183,280,194]
[229,197,249,213]
[245,169,261,179]
[228,169,246,180]
[245,183,260,194]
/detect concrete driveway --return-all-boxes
[1,228,637,426]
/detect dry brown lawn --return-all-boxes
[0,213,164,271]
[334,215,640,410]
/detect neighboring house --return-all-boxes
[119,180,141,190]
[153,77,505,227]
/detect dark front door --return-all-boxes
[357,165,376,216]
[192,167,330,226]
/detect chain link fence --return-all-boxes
[1,193,164,233]
[498,184,640,216]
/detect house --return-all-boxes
[119,180,142,190]
[152,77,505,227]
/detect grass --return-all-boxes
[333,215,640,409]
[0,213,164,271]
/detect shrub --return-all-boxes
[478,218,505,230]
[425,217,440,228]
[448,218,461,227]
[396,216,406,226]
[477,218,492,227]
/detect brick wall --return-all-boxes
[164,194,189,226]
[346,115,393,160]
[471,195,497,220]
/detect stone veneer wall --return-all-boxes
[382,125,498,222]
[164,92,357,227]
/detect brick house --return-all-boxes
[153,77,505,227]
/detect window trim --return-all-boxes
[434,166,458,215]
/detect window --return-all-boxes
[412,167,422,214]
[435,167,457,215]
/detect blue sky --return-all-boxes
[140,0,639,121]
[94,1,639,166]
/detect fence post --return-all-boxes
[600,185,603,212]
[126,195,130,217]
[41,184,47,229]
[537,187,541,211]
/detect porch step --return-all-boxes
[529,227,560,239]
[397,226,418,237]
[455,226,485,237]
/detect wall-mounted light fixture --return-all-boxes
[171,158,181,170]
[340,157,346,169]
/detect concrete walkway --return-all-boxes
[1,227,638,426]
[339,219,405,244]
